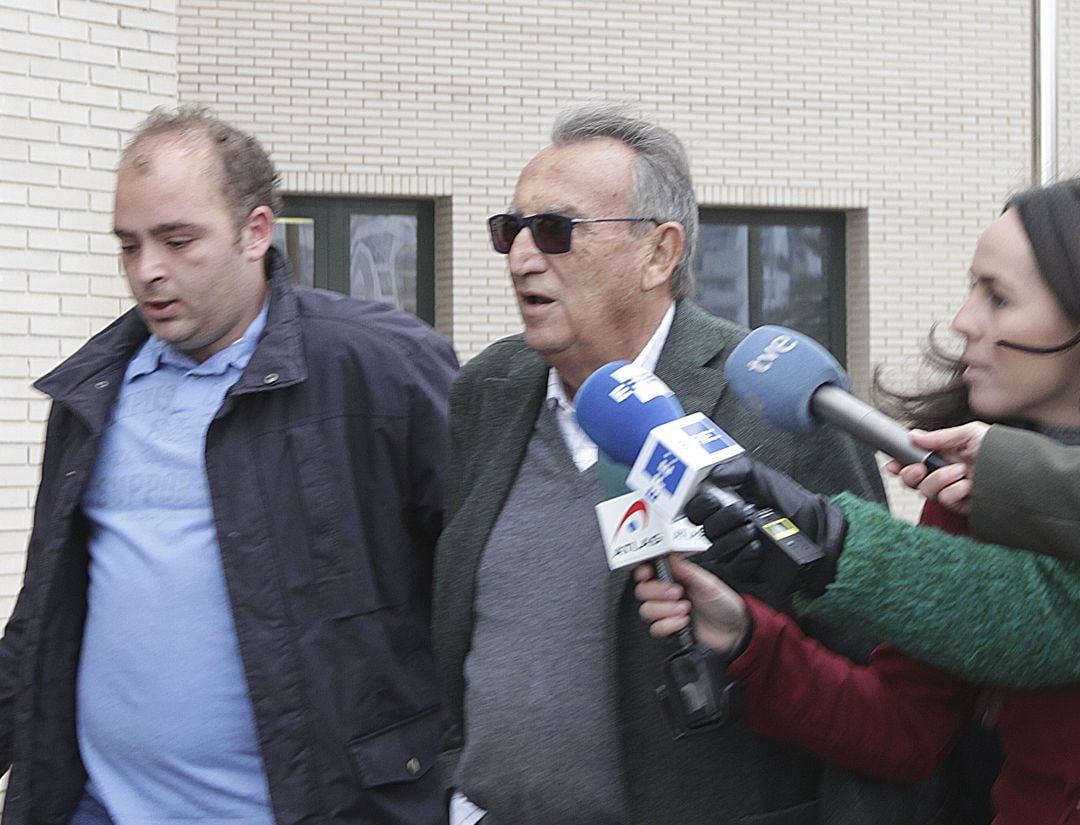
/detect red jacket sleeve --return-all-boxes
[727,596,977,783]
[918,499,971,535]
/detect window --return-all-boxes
[271,196,436,324]
[694,209,845,358]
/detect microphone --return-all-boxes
[576,362,744,736]
[723,326,950,472]
[575,361,825,586]
[576,361,745,521]
[576,363,687,466]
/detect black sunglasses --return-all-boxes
[488,212,660,255]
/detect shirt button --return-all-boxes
[263,373,279,385]
[94,380,109,389]
[405,757,421,775]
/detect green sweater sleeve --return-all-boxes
[797,492,1080,687]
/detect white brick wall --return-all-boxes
[0,0,176,624]
[2,0,1079,655]
[174,0,1053,516]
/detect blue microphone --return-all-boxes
[724,326,949,472]
[575,360,825,587]
[576,362,749,521]
[576,361,743,735]
[575,360,687,466]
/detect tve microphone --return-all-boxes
[575,361,825,585]
[724,326,950,472]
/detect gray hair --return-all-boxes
[551,103,697,298]
[121,104,282,231]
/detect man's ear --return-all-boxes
[242,205,275,261]
[641,221,685,293]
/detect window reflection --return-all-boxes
[694,211,842,355]
[759,225,830,346]
[694,224,748,326]
[349,214,418,314]
[271,218,315,288]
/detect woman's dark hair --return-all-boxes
[873,326,972,430]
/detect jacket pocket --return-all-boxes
[346,705,442,788]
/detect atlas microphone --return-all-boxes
[724,326,951,472]
[575,362,826,599]
[575,362,743,736]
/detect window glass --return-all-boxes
[759,225,830,346]
[271,197,435,324]
[349,213,418,314]
[271,218,315,288]
[694,210,844,357]
[695,224,748,326]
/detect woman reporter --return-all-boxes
[636,178,1080,825]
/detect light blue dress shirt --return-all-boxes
[79,305,275,824]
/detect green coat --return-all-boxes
[432,302,951,825]
[800,492,1080,687]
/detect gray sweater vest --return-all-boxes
[453,404,626,824]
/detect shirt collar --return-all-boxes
[126,299,271,382]
[546,302,676,412]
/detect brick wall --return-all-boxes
[175,3,1038,381]
[0,0,176,620]
[174,0,1043,517]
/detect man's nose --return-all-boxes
[507,225,544,273]
[128,244,167,285]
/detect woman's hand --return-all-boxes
[885,422,990,515]
[634,554,750,656]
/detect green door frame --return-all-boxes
[281,195,436,325]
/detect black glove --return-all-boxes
[681,482,761,588]
[685,480,758,559]
[685,457,848,597]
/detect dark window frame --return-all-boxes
[696,207,847,360]
[279,195,436,325]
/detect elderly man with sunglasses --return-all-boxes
[431,104,954,825]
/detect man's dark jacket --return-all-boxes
[0,249,457,825]
[433,301,957,825]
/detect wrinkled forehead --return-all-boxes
[513,139,638,215]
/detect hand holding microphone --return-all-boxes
[887,423,990,515]
[575,362,759,736]
[686,460,849,597]
[575,362,828,596]
[634,555,751,658]
[699,324,966,597]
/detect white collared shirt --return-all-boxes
[546,302,676,471]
